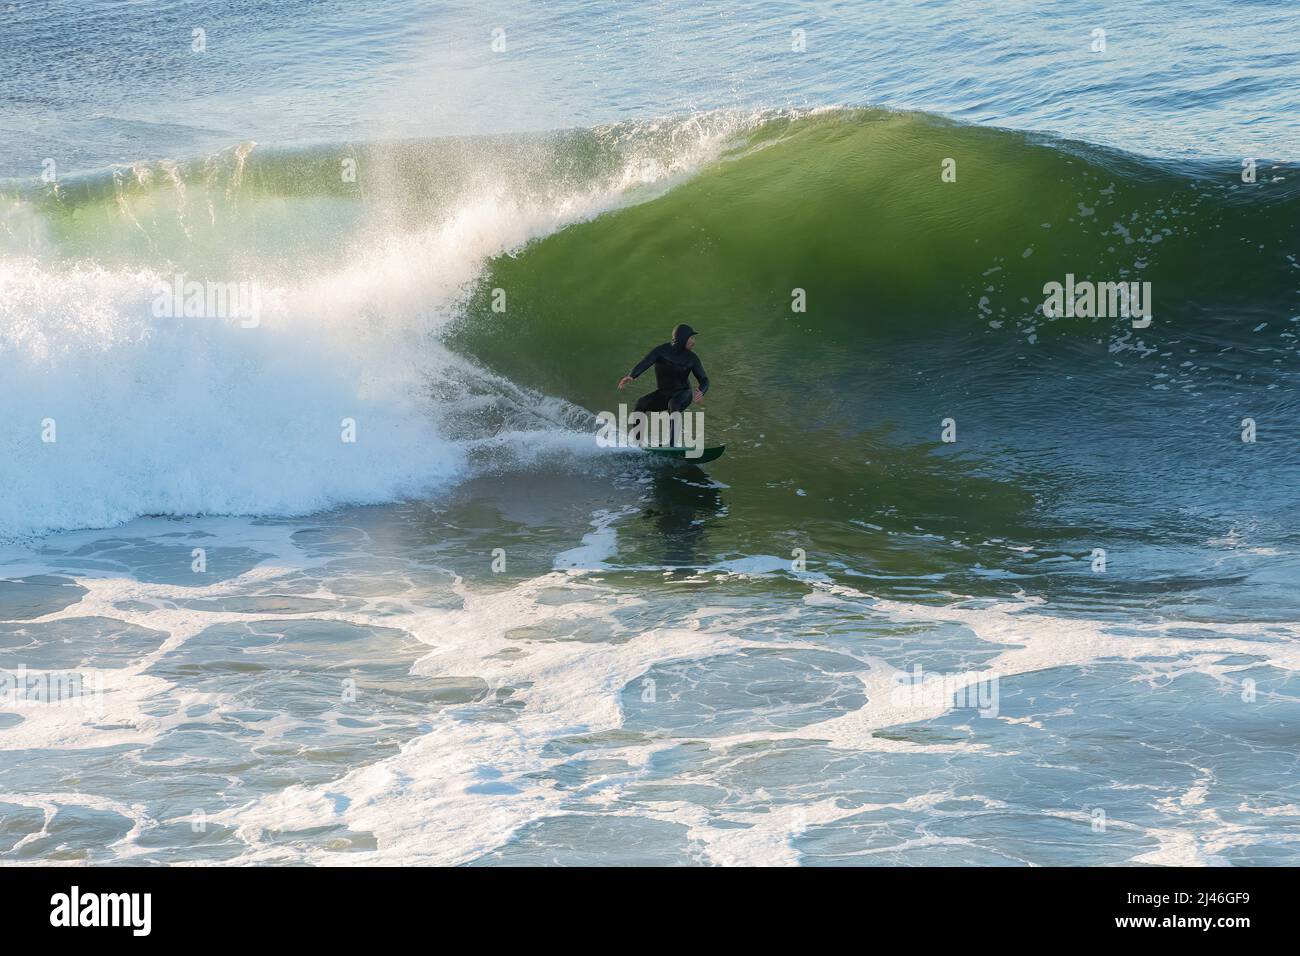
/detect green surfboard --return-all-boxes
[642,445,726,464]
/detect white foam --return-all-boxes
[5,508,1297,866]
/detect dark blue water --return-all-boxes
[3,0,1298,180]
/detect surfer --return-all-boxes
[617,323,709,422]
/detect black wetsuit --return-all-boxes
[628,342,709,416]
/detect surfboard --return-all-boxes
[642,445,726,464]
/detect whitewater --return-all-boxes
[0,115,759,539]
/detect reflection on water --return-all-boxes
[638,467,725,571]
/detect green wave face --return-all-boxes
[449,109,1300,576]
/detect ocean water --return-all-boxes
[1,1,1299,865]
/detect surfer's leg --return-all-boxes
[667,388,694,447]
[668,387,694,412]
[633,391,671,446]
[634,391,669,414]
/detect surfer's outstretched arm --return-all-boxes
[629,346,664,379]
[618,345,665,388]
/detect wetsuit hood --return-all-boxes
[671,323,698,350]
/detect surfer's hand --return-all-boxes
[693,388,704,404]
[618,375,634,390]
